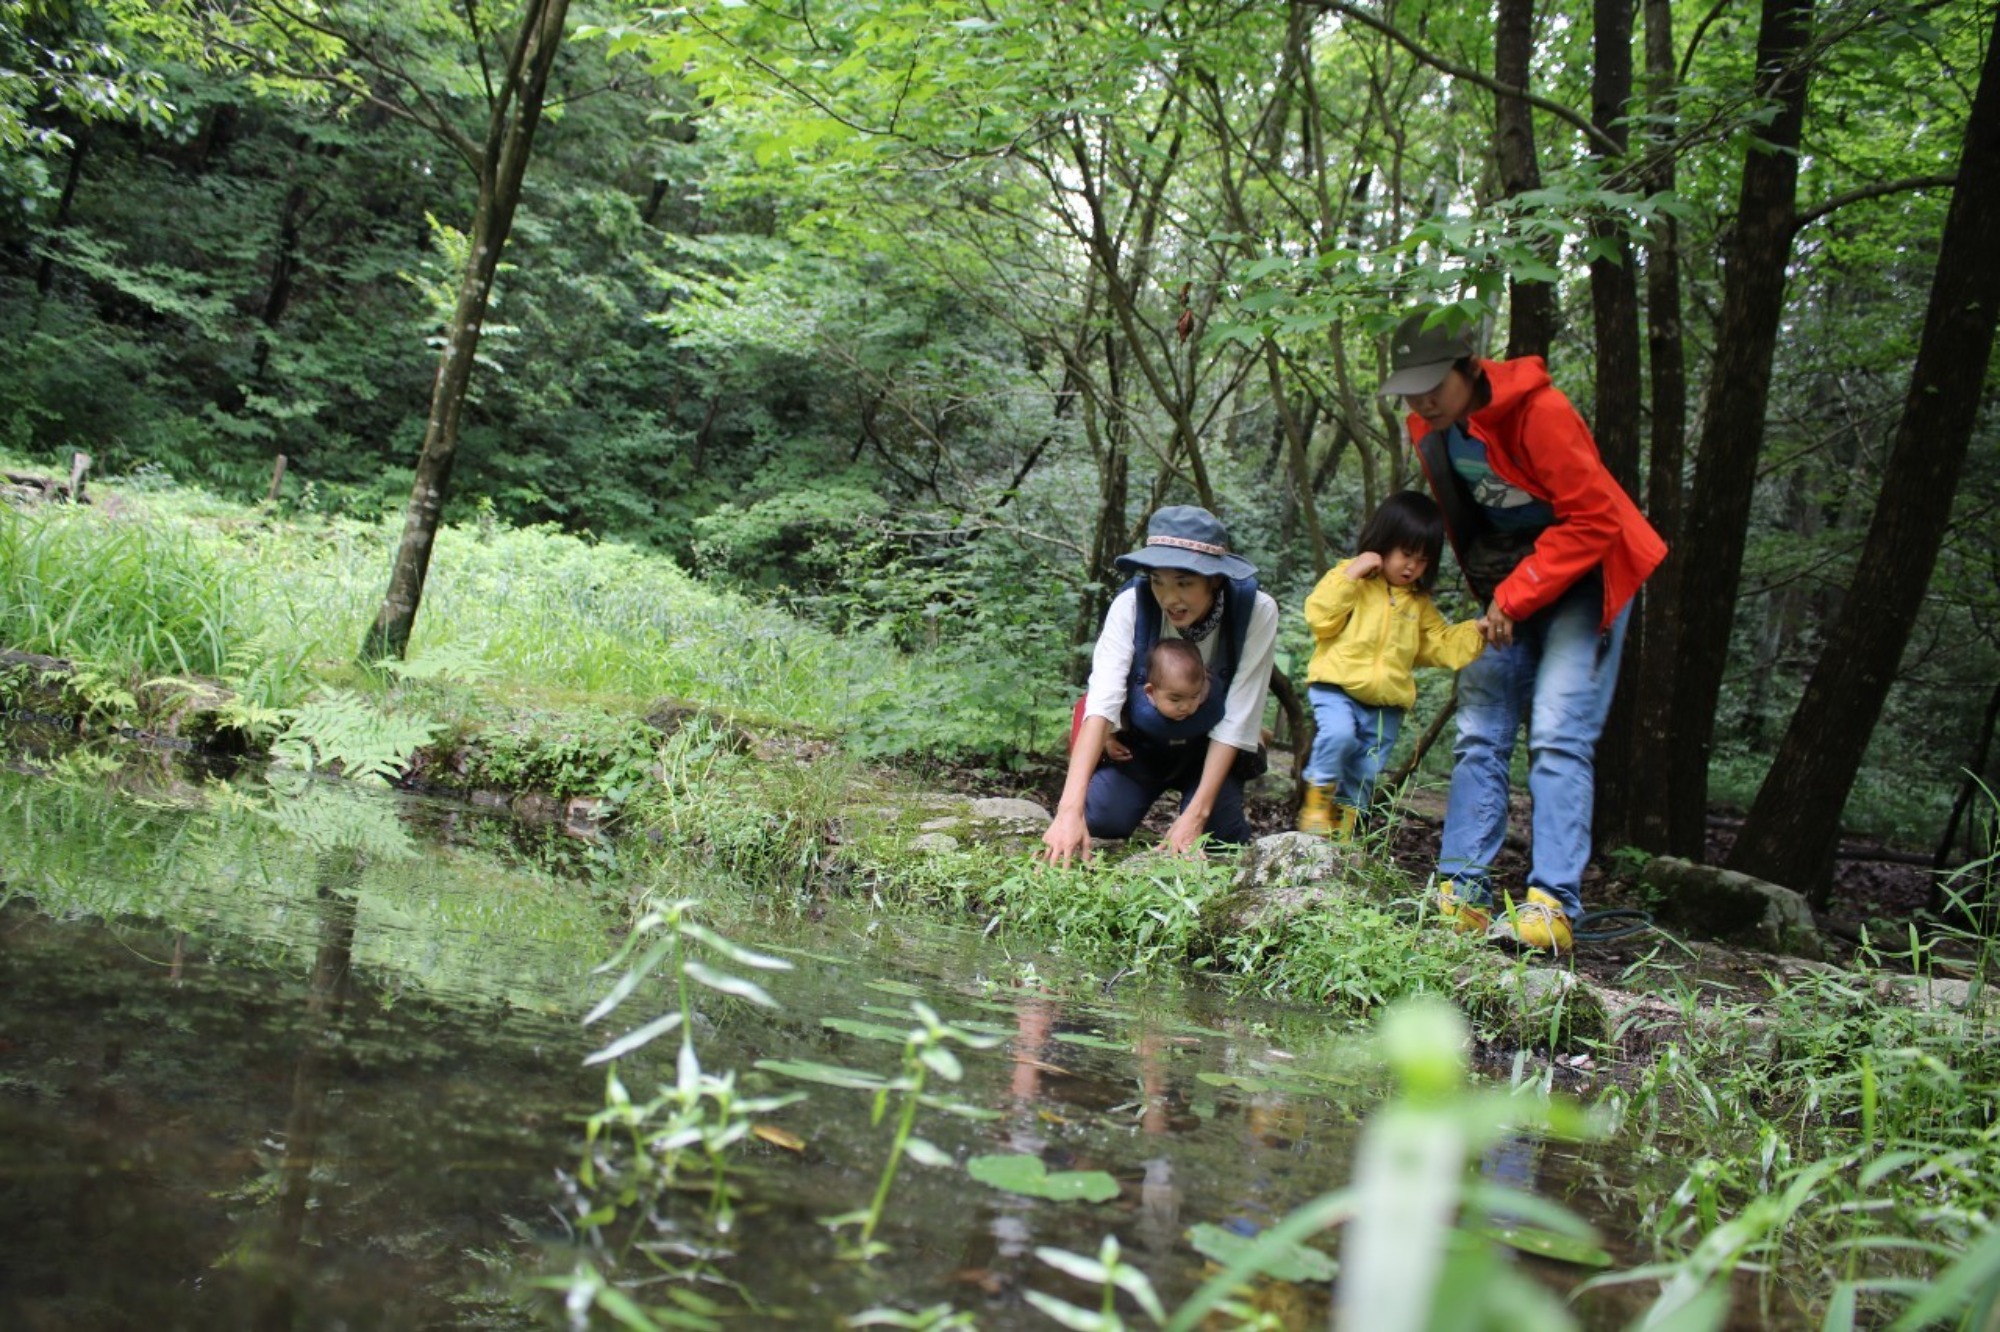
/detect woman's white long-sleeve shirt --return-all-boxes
[1082,585,1279,753]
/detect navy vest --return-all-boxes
[1121,574,1258,749]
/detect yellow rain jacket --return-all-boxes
[1303,560,1485,709]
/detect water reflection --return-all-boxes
[0,745,1733,1329]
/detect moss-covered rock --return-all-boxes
[1197,832,1368,939]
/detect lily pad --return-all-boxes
[754,1058,891,1091]
[822,1016,913,1044]
[966,1153,1120,1203]
[1188,1221,1338,1283]
[865,979,931,997]
[1477,1224,1614,1268]
[1051,1031,1130,1052]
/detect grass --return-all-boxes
[12,466,2000,1328]
[0,487,1055,759]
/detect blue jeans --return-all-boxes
[1439,577,1630,919]
[1302,685,1404,811]
[1085,742,1253,846]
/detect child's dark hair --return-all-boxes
[1355,491,1445,593]
[1146,638,1208,693]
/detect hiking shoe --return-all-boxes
[1491,888,1574,953]
[1436,880,1490,934]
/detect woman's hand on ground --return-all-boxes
[1040,808,1092,866]
[1164,811,1210,858]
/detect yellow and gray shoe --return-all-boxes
[1490,888,1574,954]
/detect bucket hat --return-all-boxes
[1379,310,1478,398]
[1114,505,1257,580]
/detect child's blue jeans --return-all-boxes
[1302,684,1405,811]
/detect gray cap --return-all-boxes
[1380,311,1477,398]
[1114,505,1257,581]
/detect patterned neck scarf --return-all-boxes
[1179,584,1227,645]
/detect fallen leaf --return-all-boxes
[752,1124,806,1152]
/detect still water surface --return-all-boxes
[0,748,1669,1329]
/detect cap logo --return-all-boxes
[1148,535,1229,556]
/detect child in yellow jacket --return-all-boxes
[1300,491,1485,838]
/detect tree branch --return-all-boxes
[1321,1,1624,156]
[1792,173,1958,234]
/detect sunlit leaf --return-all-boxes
[583,938,675,1026]
[585,1011,684,1065]
[678,922,793,971]
[684,960,777,1008]
[1187,1221,1338,1283]
[901,1136,955,1168]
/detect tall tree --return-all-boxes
[1587,0,1648,843]
[360,0,573,661]
[1626,0,1687,853]
[1661,0,1814,858]
[1493,0,1555,358]
[1726,2,1999,897]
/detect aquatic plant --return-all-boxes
[826,1001,1003,1258]
[556,900,801,1321]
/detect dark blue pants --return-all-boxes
[1084,742,1253,846]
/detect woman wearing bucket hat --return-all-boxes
[1041,505,1280,864]
[1385,308,1666,952]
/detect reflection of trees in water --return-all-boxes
[252,847,362,1331]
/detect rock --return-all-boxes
[512,792,561,823]
[1198,832,1366,938]
[642,697,752,751]
[969,797,1051,824]
[1489,967,1611,1047]
[919,817,963,832]
[565,796,609,839]
[909,832,962,854]
[1639,856,1825,959]
[1873,975,1996,1015]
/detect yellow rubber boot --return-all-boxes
[1297,784,1335,835]
[1331,804,1359,842]
[1436,880,1491,934]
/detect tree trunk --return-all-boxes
[360,0,573,663]
[1587,0,1646,846]
[1494,0,1555,359]
[1661,0,1813,858]
[1266,341,1330,575]
[1728,4,2000,899]
[34,128,89,297]
[1628,0,1688,853]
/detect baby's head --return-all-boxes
[1144,638,1210,721]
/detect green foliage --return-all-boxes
[458,707,659,801]
[270,689,442,784]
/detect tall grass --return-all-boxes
[0,496,1014,749]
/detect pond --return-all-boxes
[0,739,1728,1330]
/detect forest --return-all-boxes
[5,0,2000,1327]
[3,0,1998,889]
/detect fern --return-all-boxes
[377,641,497,684]
[271,690,441,784]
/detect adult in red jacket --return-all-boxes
[1383,310,1666,951]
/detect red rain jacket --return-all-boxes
[1407,356,1666,631]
